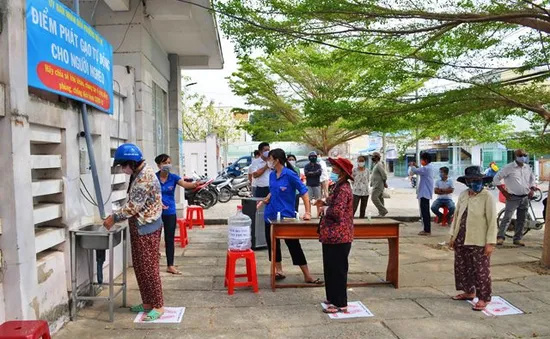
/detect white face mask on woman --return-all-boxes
[289,160,296,166]
[358,162,366,168]
[267,160,275,169]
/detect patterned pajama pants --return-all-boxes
[454,245,492,302]
[129,218,164,308]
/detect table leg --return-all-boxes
[271,226,276,291]
[386,237,399,288]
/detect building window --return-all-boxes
[153,83,167,155]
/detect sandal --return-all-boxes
[323,306,348,314]
[275,273,286,281]
[143,309,164,321]
[472,300,488,311]
[129,304,151,313]
[167,269,183,275]
[306,278,323,285]
[452,293,475,301]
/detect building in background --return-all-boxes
[0,0,222,330]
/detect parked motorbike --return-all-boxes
[192,171,219,207]
[217,175,251,203]
[184,178,217,209]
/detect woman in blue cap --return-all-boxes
[103,143,165,321]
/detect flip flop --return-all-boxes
[451,293,475,301]
[323,306,348,314]
[129,304,151,313]
[306,278,323,285]
[472,301,488,311]
[143,309,164,322]
[275,273,286,281]
[166,269,183,275]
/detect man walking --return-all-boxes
[410,152,434,236]
[250,142,271,198]
[370,152,388,217]
[494,149,536,246]
[431,166,455,224]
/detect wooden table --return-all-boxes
[270,218,400,291]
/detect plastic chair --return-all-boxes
[224,249,259,295]
[435,206,450,226]
[175,218,189,248]
[185,205,205,229]
[0,320,51,339]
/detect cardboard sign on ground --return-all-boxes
[468,296,524,316]
[133,307,186,323]
[321,301,374,319]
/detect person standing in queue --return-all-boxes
[258,149,322,284]
[287,154,301,212]
[103,143,164,321]
[352,155,370,218]
[449,166,497,312]
[493,149,536,246]
[154,154,198,275]
[250,142,271,198]
[410,152,435,236]
[370,152,388,216]
[314,157,354,314]
[249,150,261,197]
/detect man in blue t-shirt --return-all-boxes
[431,166,455,224]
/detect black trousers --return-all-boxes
[353,195,369,218]
[420,198,431,233]
[265,221,307,266]
[323,243,352,308]
[162,214,177,266]
[254,186,270,198]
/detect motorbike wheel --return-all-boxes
[218,187,233,203]
[497,208,532,238]
[194,190,216,209]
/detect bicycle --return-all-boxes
[496,188,546,238]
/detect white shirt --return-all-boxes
[249,158,271,187]
[320,160,329,182]
[493,161,535,196]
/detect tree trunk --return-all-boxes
[542,195,550,267]
[381,133,387,163]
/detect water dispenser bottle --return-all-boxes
[228,205,252,251]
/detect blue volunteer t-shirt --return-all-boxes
[156,172,182,215]
[264,167,308,222]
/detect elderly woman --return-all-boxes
[103,143,164,321]
[314,157,354,314]
[352,155,370,218]
[449,166,497,311]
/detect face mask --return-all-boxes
[121,165,133,175]
[516,156,528,164]
[330,172,339,181]
[267,160,274,169]
[289,160,296,166]
[358,162,365,168]
[309,157,317,163]
[440,174,445,180]
[468,181,483,193]
[161,164,172,172]
[262,151,269,158]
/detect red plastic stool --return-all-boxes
[0,320,51,339]
[224,249,259,295]
[175,218,189,248]
[435,206,450,226]
[185,205,205,229]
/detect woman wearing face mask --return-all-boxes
[449,166,497,312]
[154,154,198,275]
[352,155,370,218]
[103,144,165,321]
[287,154,301,212]
[313,157,354,313]
[258,149,321,284]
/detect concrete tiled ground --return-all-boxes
[55,220,550,338]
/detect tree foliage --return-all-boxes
[181,88,241,142]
